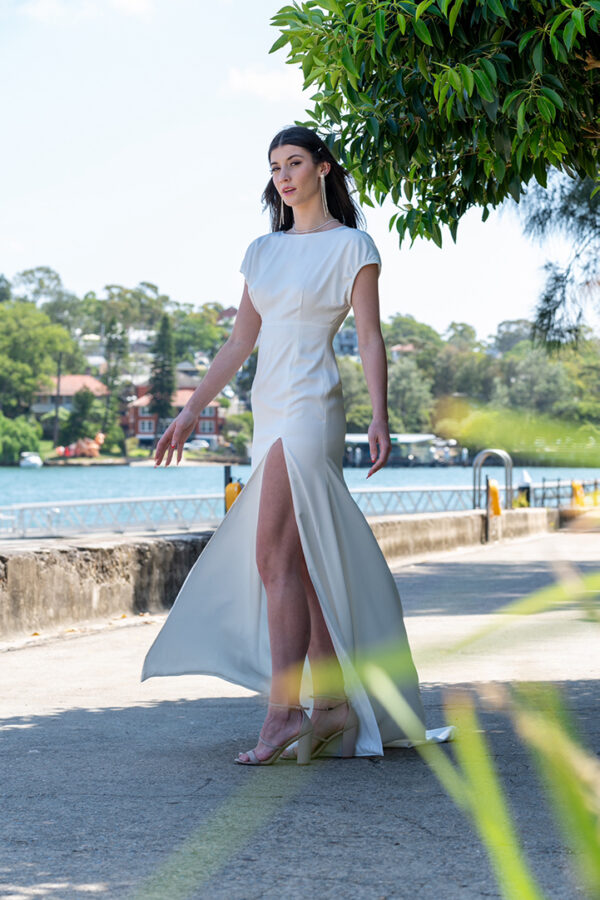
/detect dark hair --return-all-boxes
[262,125,365,232]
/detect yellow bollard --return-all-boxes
[488,478,502,517]
[571,480,585,508]
[225,479,243,511]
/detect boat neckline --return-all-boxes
[279,224,349,236]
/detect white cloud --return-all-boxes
[222,65,305,104]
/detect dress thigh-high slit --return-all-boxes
[141,225,455,754]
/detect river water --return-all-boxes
[0,463,598,507]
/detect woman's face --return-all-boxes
[269,144,329,210]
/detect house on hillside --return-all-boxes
[126,388,226,447]
[32,375,108,415]
[32,374,110,438]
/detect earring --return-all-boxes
[320,172,330,219]
[280,194,286,227]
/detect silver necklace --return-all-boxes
[289,217,336,234]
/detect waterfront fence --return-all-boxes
[0,478,597,540]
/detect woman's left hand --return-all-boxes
[366,416,391,478]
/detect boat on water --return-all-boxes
[19,451,43,468]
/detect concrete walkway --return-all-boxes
[0,531,598,899]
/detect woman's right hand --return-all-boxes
[154,407,199,467]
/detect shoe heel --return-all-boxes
[296,728,312,766]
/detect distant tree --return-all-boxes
[0,302,83,417]
[388,357,434,431]
[148,315,176,442]
[450,350,499,402]
[101,282,172,331]
[60,388,105,445]
[12,266,64,304]
[516,172,600,347]
[381,314,443,380]
[236,349,258,406]
[0,275,11,303]
[42,292,84,335]
[337,355,370,411]
[171,303,230,360]
[445,322,479,352]
[500,347,580,418]
[0,412,41,464]
[492,319,533,354]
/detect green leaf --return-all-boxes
[448,67,462,93]
[493,155,506,182]
[502,88,524,113]
[375,8,386,40]
[341,45,360,79]
[563,19,577,50]
[322,101,342,124]
[268,32,290,54]
[413,17,434,46]
[549,8,571,39]
[486,0,508,19]
[518,29,537,53]
[517,99,527,137]
[571,8,586,36]
[316,0,342,13]
[448,0,464,35]
[479,58,497,86]
[532,41,544,75]
[472,68,494,103]
[536,95,555,123]
[417,49,432,82]
[396,12,407,34]
[540,86,564,111]
[366,116,380,140]
[415,0,435,20]
[459,63,474,96]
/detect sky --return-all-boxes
[0,0,577,342]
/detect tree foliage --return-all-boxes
[0,412,41,465]
[270,0,600,246]
[0,302,83,417]
[149,314,176,422]
[517,171,600,347]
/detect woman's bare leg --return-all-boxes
[237,439,311,763]
[300,559,350,741]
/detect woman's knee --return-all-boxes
[256,535,302,588]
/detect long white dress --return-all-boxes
[141,225,454,756]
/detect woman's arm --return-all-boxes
[351,263,391,479]
[154,284,262,467]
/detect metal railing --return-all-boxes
[473,448,513,508]
[0,478,597,540]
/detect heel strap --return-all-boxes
[268,702,308,710]
[310,694,349,711]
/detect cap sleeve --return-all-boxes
[239,240,255,284]
[346,231,382,306]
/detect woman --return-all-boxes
[142,125,454,765]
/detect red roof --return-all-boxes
[43,375,108,397]
[131,390,220,409]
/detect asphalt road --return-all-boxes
[1,530,598,900]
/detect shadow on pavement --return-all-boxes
[394,560,600,617]
[1,684,595,900]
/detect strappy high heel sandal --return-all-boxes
[234,702,313,766]
[281,694,358,760]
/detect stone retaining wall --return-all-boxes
[0,508,558,640]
